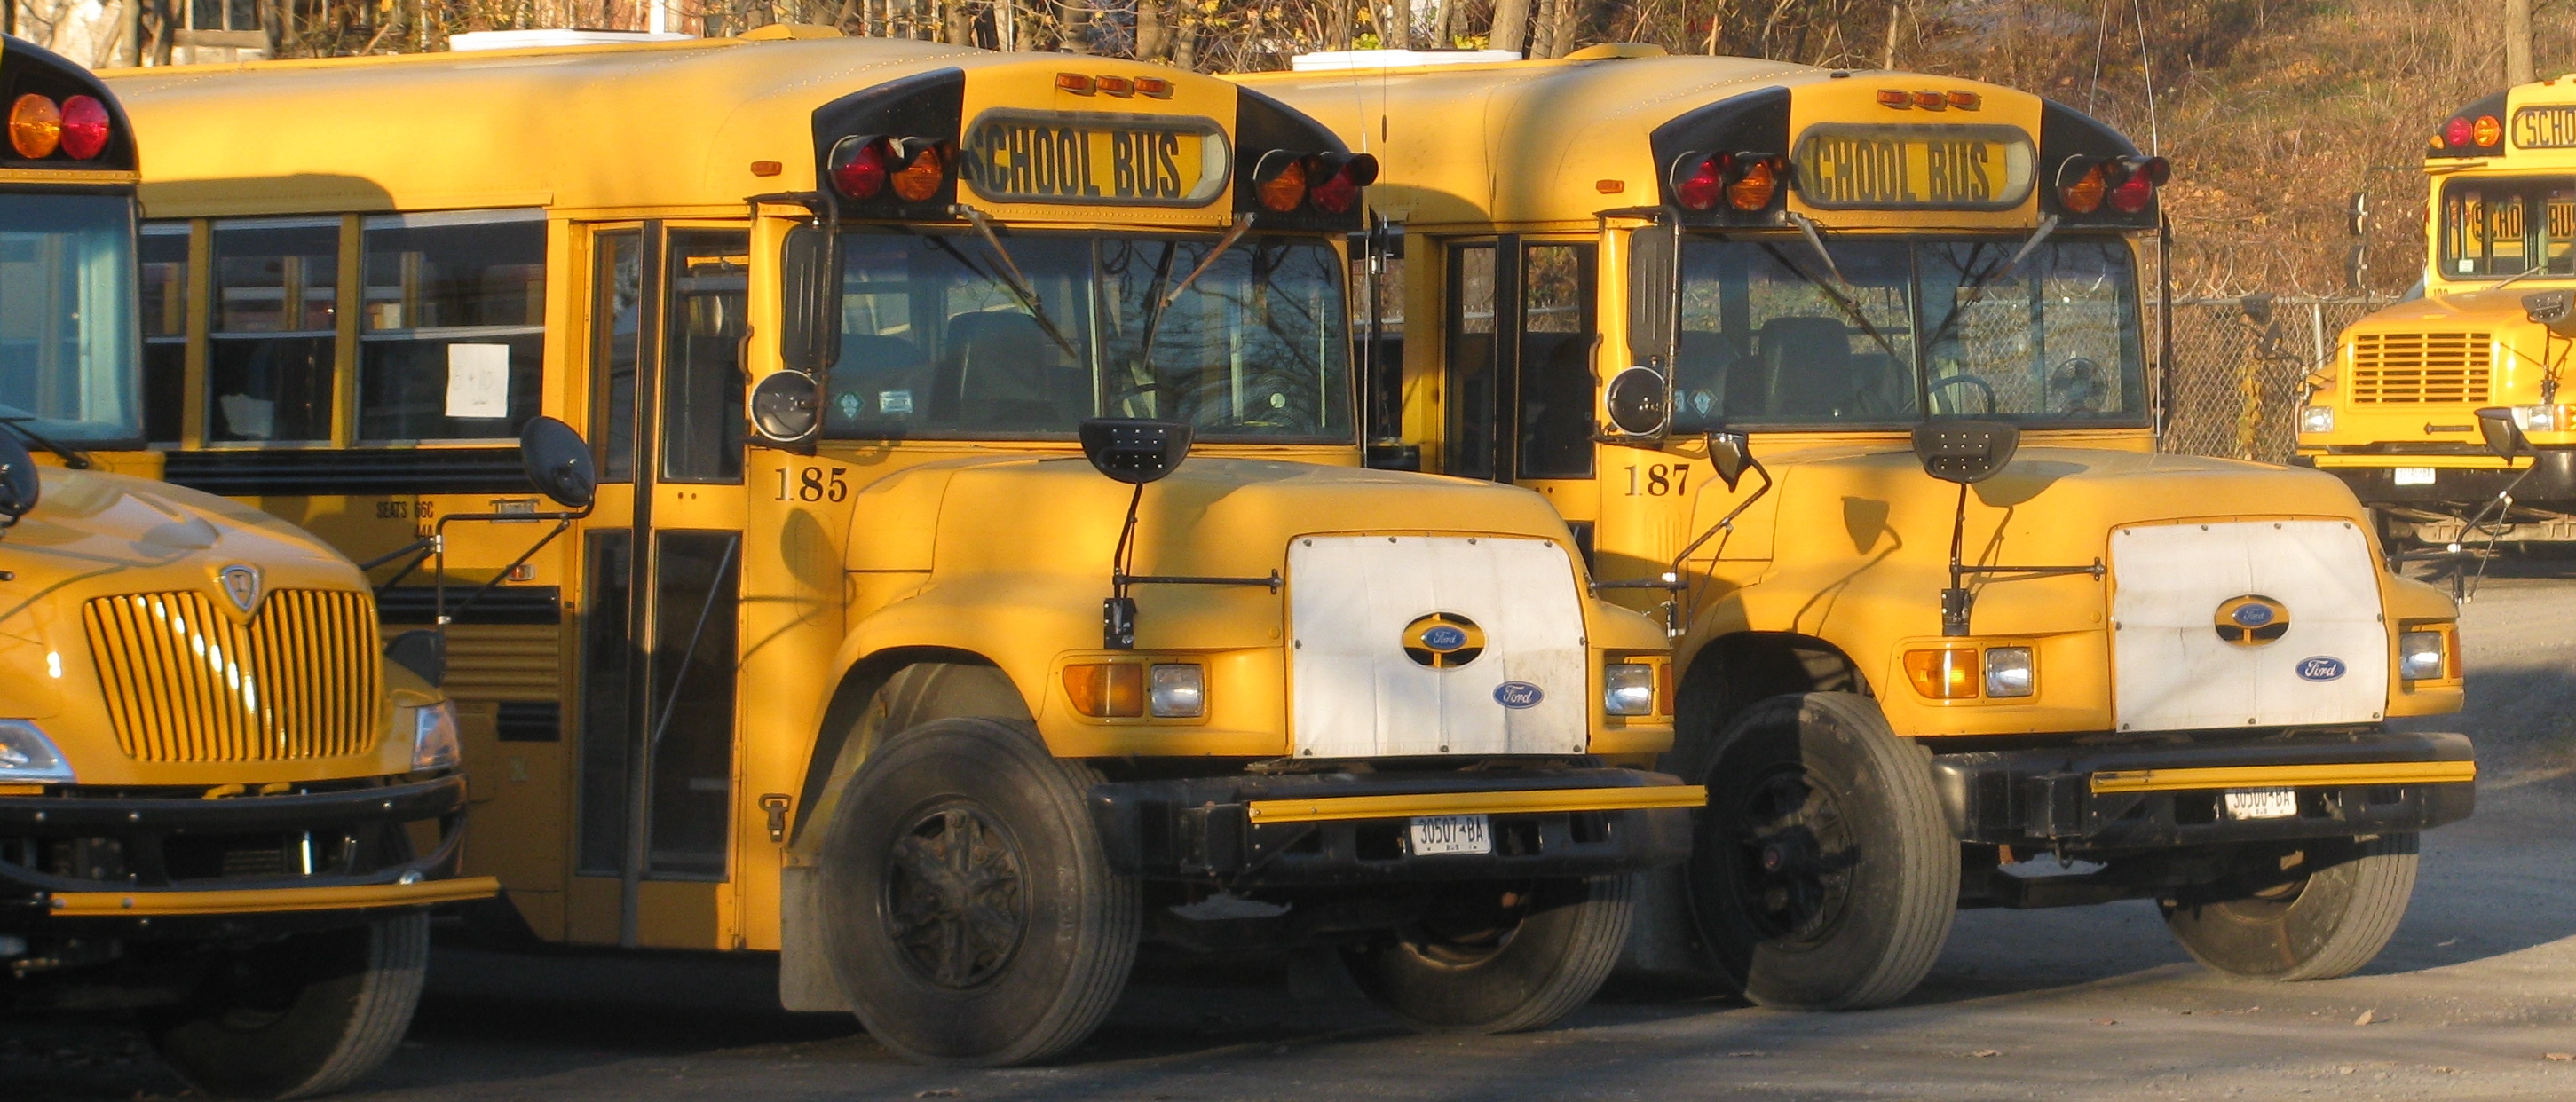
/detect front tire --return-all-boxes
[145,910,430,1099]
[818,716,1139,1066]
[2163,833,2419,981]
[1341,874,1632,1033]
[1684,692,1957,1011]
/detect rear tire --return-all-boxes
[2163,833,2419,981]
[818,716,1139,1066]
[1683,692,1957,1011]
[1342,874,1632,1033]
[146,910,430,1099]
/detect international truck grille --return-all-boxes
[2346,332,2492,405]
[82,589,382,763]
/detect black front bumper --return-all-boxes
[2310,450,2576,508]
[1089,767,1695,887]
[1930,731,2475,850]
[0,774,470,933]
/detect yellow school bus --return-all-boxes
[0,34,494,1099]
[104,28,1700,1065]
[1244,45,2477,1011]
[2300,83,2576,548]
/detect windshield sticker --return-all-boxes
[1791,123,2035,211]
[960,110,1230,207]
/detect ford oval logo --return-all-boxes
[1493,681,1545,709]
[2295,656,2346,681]
[1422,625,1468,651]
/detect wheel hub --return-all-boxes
[1728,768,1856,944]
[881,800,1029,989]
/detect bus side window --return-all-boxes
[592,232,642,483]
[207,218,337,444]
[140,223,189,445]
[1517,242,1596,480]
[356,210,546,444]
[659,232,749,484]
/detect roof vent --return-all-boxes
[1288,49,1524,72]
[448,29,692,51]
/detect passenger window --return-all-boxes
[139,223,188,445]
[356,211,546,442]
[1517,242,1596,479]
[207,219,337,444]
[659,231,747,484]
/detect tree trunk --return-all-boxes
[2508,0,2533,84]
[1430,0,1451,47]
[1489,0,1528,53]
[263,0,286,58]
[1382,0,1410,48]
[1059,0,1091,52]
[1537,0,1566,57]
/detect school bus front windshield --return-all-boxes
[0,192,139,443]
[816,229,1353,442]
[1667,234,2146,431]
[2438,176,2576,279]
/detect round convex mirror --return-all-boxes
[0,429,37,523]
[752,371,822,444]
[1603,365,1670,437]
[518,416,597,509]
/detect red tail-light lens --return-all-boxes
[1672,152,1725,211]
[10,94,60,160]
[58,95,107,161]
[2106,156,2168,214]
[828,136,890,199]
[1304,153,1378,214]
[2445,116,2475,148]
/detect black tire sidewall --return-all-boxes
[2162,834,2418,980]
[1342,875,1626,1031]
[145,915,417,1099]
[818,716,1127,1064]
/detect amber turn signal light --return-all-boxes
[10,94,60,160]
[1905,648,1979,699]
[1064,663,1144,717]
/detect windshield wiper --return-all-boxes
[0,416,93,469]
[948,206,1084,360]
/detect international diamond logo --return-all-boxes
[217,563,264,616]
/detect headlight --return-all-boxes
[2399,629,2451,681]
[1984,647,2035,697]
[2515,404,2576,433]
[1148,664,1205,718]
[411,701,461,770]
[1603,664,1656,716]
[0,720,75,783]
[2299,405,2335,434]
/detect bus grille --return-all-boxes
[2347,332,2492,405]
[82,589,382,763]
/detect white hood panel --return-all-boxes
[2110,520,2388,733]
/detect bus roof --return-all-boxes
[101,31,1257,219]
[1235,54,2089,232]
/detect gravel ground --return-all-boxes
[13,567,2576,1101]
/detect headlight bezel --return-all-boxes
[410,700,462,771]
[1148,663,1205,718]
[0,719,76,783]
[1983,646,2036,697]
[2298,405,2335,434]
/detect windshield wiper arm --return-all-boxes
[1136,214,1258,374]
[1784,212,1845,286]
[0,416,92,469]
[1917,216,2064,355]
[948,206,1084,360]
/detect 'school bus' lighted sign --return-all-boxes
[2513,106,2576,150]
[960,110,1231,206]
[1791,123,2035,211]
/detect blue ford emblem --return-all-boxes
[2295,656,2346,681]
[2232,602,2275,627]
[1493,681,1545,709]
[1422,626,1468,651]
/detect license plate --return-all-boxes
[2393,467,2438,486]
[2224,787,2299,820]
[1409,814,1493,856]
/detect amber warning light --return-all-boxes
[827,135,952,202]
[1669,151,1790,213]
[9,93,107,161]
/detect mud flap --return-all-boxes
[1611,864,1727,986]
[777,864,848,1012]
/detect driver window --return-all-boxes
[1672,239,1916,429]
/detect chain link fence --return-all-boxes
[2157,295,2391,465]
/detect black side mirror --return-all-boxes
[751,371,822,445]
[1602,365,1670,438]
[0,429,36,523]
[1707,430,1752,491]
[519,416,597,509]
[780,227,842,374]
[2476,406,2533,459]
[2527,290,2576,340]
[1079,419,1192,484]
[384,629,446,687]
[2240,292,2277,328]
[1913,420,2020,484]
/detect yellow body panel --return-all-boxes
[1244,783,1707,823]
